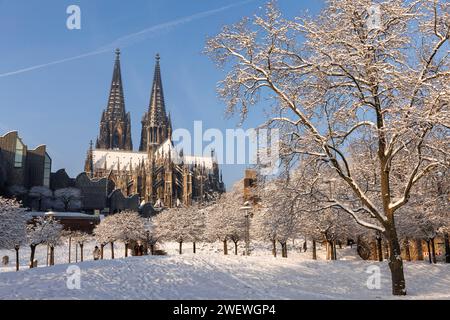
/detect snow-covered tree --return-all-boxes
[253,179,301,258]
[144,217,159,255]
[0,197,28,271]
[54,188,82,212]
[185,205,207,254]
[27,216,63,267]
[205,0,449,295]
[7,185,28,203]
[396,168,450,263]
[29,186,52,211]
[113,211,147,257]
[251,208,279,257]
[94,211,146,258]
[205,204,232,255]
[71,231,91,262]
[61,230,75,263]
[154,206,205,254]
[94,216,118,259]
[205,182,248,255]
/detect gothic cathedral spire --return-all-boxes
[96,49,133,151]
[139,54,171,152]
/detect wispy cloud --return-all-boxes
[0,0,256,78]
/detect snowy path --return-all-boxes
[0,252,449,300]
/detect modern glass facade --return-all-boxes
[44,152,51,188]
[14,138,24,168]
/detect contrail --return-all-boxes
[0,0,256,78]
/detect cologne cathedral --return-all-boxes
[85,49,225,208]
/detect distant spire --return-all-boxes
[96,49,133,151]
[148,53,167,126]
[84,140,95,178]
[168,112,172,128]
[107,48,126,118]
[168,112,173,138]
[139,53,170,152]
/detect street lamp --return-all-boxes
[240,201,253,256]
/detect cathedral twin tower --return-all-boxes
[96,49,171,154]
[86,49,224,208]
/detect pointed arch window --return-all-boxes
[112,132,120,149]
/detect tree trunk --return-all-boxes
[223,240,228,255]
[327,241,335,260]
[403,239,411,262]
[125,243,128,257]
[80,244,84,262]
[383,241,390,260]
[15,246,20,272]
[150,244,155,256]
[272,239,277,257]
[312,240,317,260]
[330,241,335,260]
[68,237,72,263]
[444,233,450,264]
[431,238,437,264]
[49,246,55,266]
[426,240,432,264]
[193,242,196,254]
[376,237,383,262]
[111,242,115,259]
[386,228,407,296]
[100,244,104,260]
[179,241,183,255]
[234,242,238,255]
[29,244,36,269]
[333,241,337,260]
[280,242,287,258]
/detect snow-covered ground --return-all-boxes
[0,242,449,300]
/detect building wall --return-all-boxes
[0,131,27,188]
[0,150,7,192]
[0,131,51,196]
[50,169,75,190]
[75,173,110,212]
[27,145,50,188]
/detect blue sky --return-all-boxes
[0,0,323,188]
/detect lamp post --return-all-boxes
[240,201,253,256]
